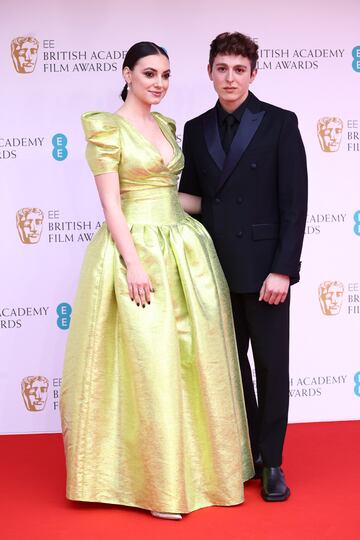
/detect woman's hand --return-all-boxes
[126,261,154,307]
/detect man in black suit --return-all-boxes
[179,32,307,501]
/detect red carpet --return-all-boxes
[1,421,359,539]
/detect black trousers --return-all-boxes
[230,292,290,467]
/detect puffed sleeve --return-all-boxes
[81,112,121,176]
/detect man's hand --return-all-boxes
[259,273,290,305]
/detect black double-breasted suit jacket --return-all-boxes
[179,92,308,294]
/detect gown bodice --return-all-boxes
[81,111,184,193]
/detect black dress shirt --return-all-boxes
[216,94,251,153]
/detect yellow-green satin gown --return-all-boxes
[60,111,254,513]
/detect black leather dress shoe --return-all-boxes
[252,454,263,479]
[261,467,290,501]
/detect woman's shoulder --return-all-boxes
[152,111,176,133]
[81,111,118,126]
[81,111,120,139]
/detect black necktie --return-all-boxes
[222,114,236,154]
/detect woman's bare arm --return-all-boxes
[95,172,153,306]
[178,192,202,214]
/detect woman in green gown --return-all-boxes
[60,41,253,520]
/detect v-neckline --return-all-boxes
[111,112,176,168]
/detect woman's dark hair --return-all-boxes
[121,41,169,101]
[209,32,258,73]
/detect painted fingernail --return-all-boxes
[147,301,150,305]
[142,305,145,308]
[136,303,140,306]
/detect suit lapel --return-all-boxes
[203,108,226,171]
[217,107,265,192]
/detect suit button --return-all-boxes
[236,231,243,238]
[250,163,257,169]
[215,197,221,203]
[237,197,243,204]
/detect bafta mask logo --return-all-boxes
[16,208,44,244]
[317,117,343,152]
[318,281,344,316]
[21,376,49,411]
[11,36,39,74]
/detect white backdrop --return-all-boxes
[1,0,359,434]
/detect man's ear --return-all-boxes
[207,63,213,81]
[250,68,258,84]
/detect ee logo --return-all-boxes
[57,303,72,330]
[354,372,360,397]
[52,133,68,161]
[352,46,360,73]
[353,210,360,236]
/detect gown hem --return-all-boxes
[66,493,246,513]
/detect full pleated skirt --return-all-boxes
[60,188,254,513]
